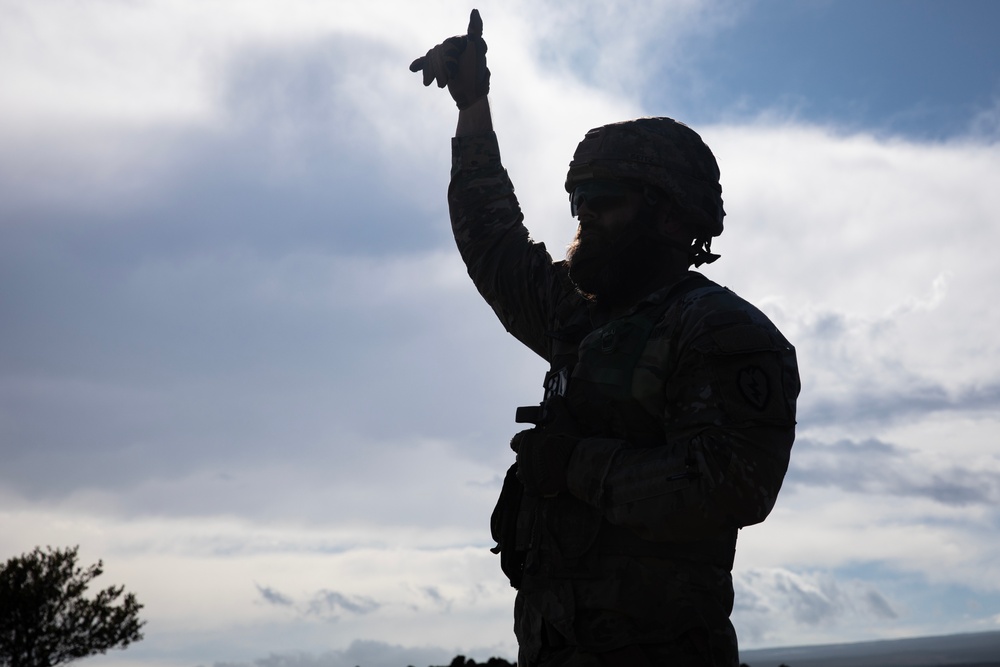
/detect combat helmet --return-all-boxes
[565,117,725,238]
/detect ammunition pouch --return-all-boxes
[491,462,526,588]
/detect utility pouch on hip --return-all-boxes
[491,462,526,589]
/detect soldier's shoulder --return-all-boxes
[674,276,754,317]
[669,277,792,348]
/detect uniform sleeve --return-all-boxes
[565,292,800,541]
[448,132,581,360]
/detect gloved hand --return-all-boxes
[511,430,578,497]
[409,9,491,110]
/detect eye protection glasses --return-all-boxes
[568,180,633,217]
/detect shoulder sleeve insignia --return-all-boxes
[738,365,770,410]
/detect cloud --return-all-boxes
[416,586,455,614]
[3,0,1000,662]
[786,437,1000,507]
[733,568,900,645]
[256,583,384,621]
[256,583,295,607]
[307,591,381,618]
[801,379,1000,430]
[969,97,1000,142]
[209,639,462,667]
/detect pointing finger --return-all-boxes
[468,8,483,38]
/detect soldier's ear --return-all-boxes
[642,185,659,207]
[643,186,680,232]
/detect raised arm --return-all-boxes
[456,96,493,137]
[409,9,493,137]
[410,10,582,360]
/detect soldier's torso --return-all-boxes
[520,276,714,576]
[515,273,797,662]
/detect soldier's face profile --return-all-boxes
[565,182,665,303]
[570,181,646,250]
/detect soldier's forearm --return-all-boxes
[455,96,493,137]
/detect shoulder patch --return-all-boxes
[711,324,773,353]
[738,365,770,410]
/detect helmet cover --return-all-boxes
[565,117,725,237]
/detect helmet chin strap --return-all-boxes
[651,236,719,268]
[690,237,721,267]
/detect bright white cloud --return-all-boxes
[733,567,901,646]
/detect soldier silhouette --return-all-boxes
[412,11,800,667]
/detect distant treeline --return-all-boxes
[420,656,788,667]
[423,657,515,667]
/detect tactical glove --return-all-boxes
[511,430,578,497]
[409,9,491,110]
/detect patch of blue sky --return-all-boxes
[644,0,1000,139]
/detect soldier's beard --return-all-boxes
[566,214,674,307]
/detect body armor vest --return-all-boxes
[493,274,737,588]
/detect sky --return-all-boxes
[1,0,1000,665]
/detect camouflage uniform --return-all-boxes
[449,130,799,667]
